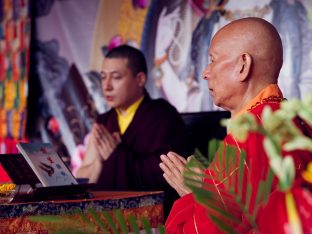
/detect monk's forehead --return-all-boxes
[210,19,273,55]
[210,27,246,54]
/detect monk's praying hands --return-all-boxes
[94,123,121,161]
[160,151,191,197]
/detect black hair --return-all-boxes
[105,45,148,76]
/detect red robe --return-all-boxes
[165,101,312,234]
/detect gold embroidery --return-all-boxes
[248,96,285,112]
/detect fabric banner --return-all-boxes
[29,0,312,170]
[0,0,30,142]
[0,0,31,181]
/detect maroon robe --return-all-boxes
[95,93,194,216]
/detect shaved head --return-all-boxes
[213,17,283,82]
[203,17,283,114]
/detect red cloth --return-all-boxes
[166,193,221,234]
[257,188,312,234]
[165,101,312,234]
[0,138,14,182]
[0,165,11,182]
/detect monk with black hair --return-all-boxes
[77,45,194,217]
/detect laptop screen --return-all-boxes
[14,143,78,187]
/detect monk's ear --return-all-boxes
[136,72,147,87]
[238,53,252,82]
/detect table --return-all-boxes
[0,191,164,233]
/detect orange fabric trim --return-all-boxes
[234,84,284,117]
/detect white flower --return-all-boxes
[269,155,295,191]
[279,99,301,120]
[262,106,301,144]
[263,138,282,161]
[284,136,312,152]
[227,113,258,141]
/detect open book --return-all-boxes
[16,143,78,187]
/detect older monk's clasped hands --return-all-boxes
[159,152,192,197]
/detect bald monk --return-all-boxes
[160,17,311,233]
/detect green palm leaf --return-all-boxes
[28,207,162,233]
[141,217,152,234]
[88,208,108,232]
[115,209,129,233]
[157,224,166,234]
[128,214,140,234]
[102,210,119,233]
[29,213,95,233]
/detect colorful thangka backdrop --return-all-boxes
[0,0,30,180]
[3,0,312,177]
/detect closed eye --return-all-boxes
[100,71,106,81]
[112,75,122,80]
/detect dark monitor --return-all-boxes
[0,154,40,187]
[181,111,231,155]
